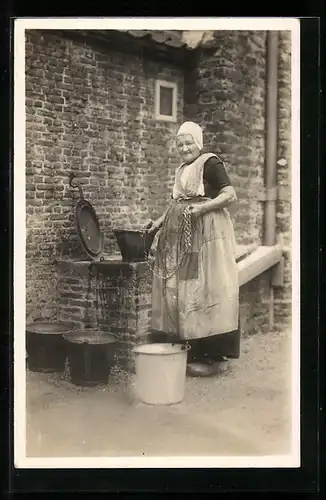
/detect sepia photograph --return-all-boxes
[14,17,300,468]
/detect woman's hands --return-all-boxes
[146,221,158,234]
[146,211,168,233]
[190,187,237,218]
[188,204,206,219]
[145,219,161,234]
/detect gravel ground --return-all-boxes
[26,329,292,458]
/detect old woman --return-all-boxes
[148,121,240,377]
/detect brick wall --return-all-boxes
[184,31,272,334]
[183,30,292,334]
[25,29,292,339]
[56,259,152,370]
[274,31,292,329]
[25,29,184,319]
[55,254,271,372]
[185,30,267,247]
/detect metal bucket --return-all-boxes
[113,229,155,262]
[26,320,75,373]
[132,343,190,405]
[63,330,118,387]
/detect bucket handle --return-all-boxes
[69,173,85,200]
[171,342,191,352]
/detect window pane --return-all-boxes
[159,86,173,116]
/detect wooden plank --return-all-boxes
[237,245,282,287]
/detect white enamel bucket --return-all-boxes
[132,343,190,406]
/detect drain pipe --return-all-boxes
[264,30,279,246]
[264,31,279,330]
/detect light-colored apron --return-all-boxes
[151,153,239,340]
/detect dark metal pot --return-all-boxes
[63,329,118,387]
[26,320,76,373]
[113,229,155,262]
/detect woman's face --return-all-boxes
[176,134,201,164]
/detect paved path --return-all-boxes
[25,329,292,459]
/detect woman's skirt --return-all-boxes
[151,197,240,354]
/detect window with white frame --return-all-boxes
[155,80,177,122]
